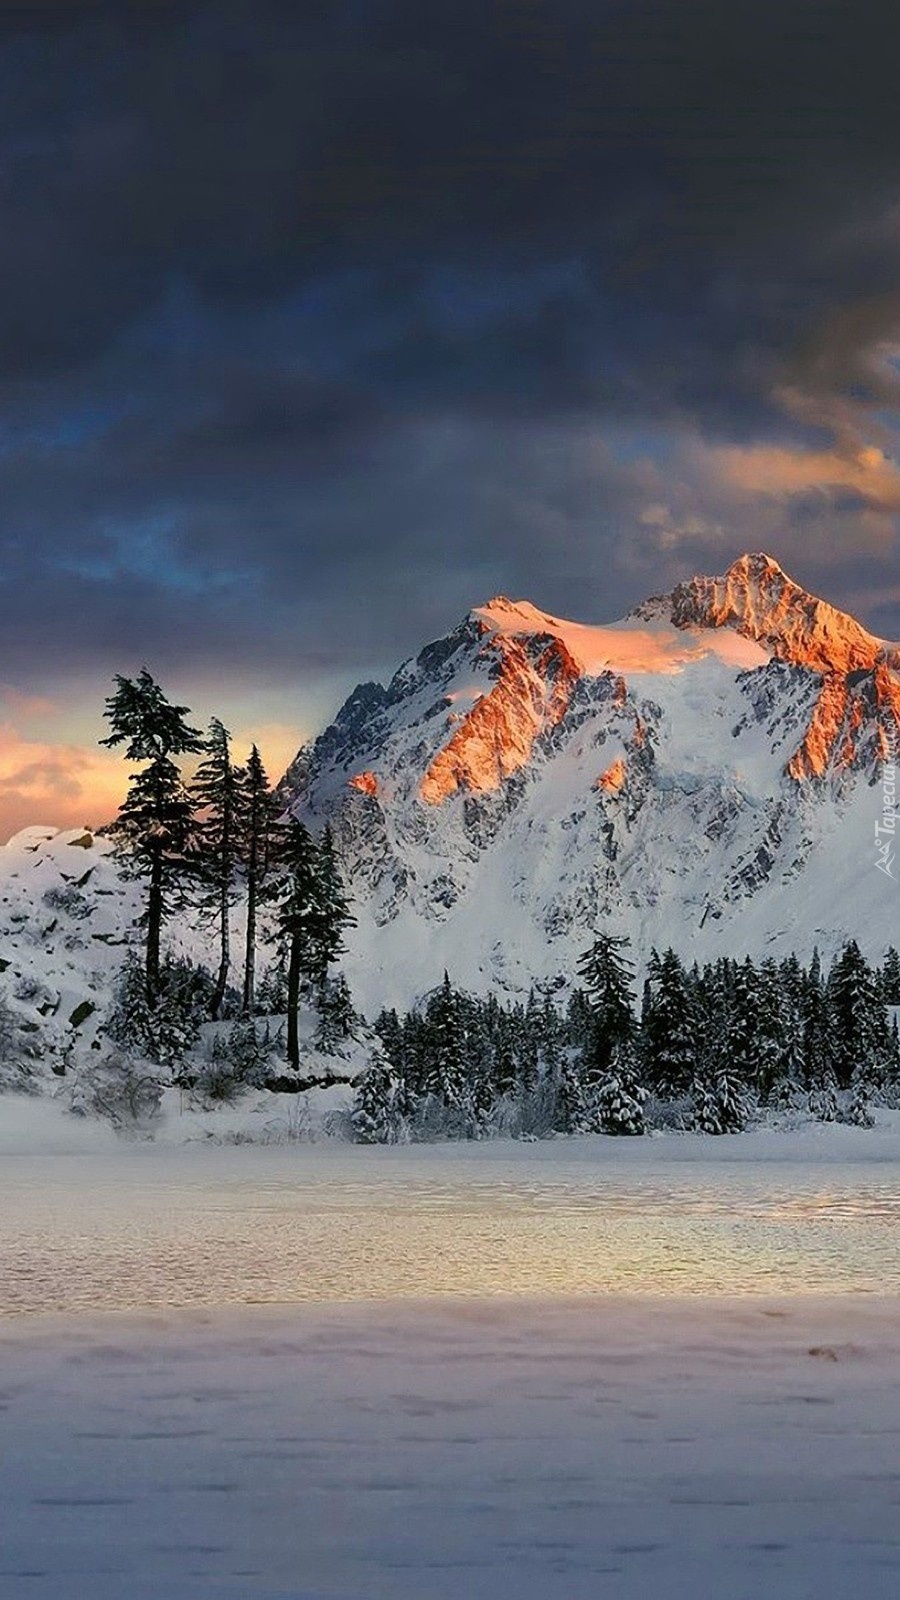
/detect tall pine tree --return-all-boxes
[191,718,240,1018]
[101,670,204,1002]
[272,818,322,1071]
[235,745,282,1015]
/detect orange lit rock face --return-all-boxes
[420,631,581,806]
[675,552,900,785]
[415,553,900,808]
[348,770,379,797]
[596,757,626,793]
[671,552,886,675]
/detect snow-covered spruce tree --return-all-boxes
[577,933,635,1047]
[755,957,788,1102]
[724,958,764,1095]
[591,1039,646,1135]
[881,946,900,1005]
[828,940,887,1089]
[351,1049,404,1144]
[800,953,839,1120]
[554,1051,588,1134]
[766,955,807,1109]
[807,1064,840,1122]
[491,1016,519,1101]
[802,948,835,1098]
[882,1016,900,1107]
[421,972,470,1115]
[689,968,752,1134]
[190,718,241,1019]
[313,973,358,1054]
[576,933,645,1135]
[690,1035,752,1135]
[101,670,204,1003]
[106,951,211,1072]
[846,1060,877,1127]
[235,744,283,1015]
[642,947,698,1100]
[374,1006,417,1120]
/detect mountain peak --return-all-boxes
[669,551,886,675]
[725,550,786,581]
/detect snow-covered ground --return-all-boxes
[3,1118,900,1596]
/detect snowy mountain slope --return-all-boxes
[287,552,900,1008]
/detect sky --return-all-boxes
[1,0,900,838]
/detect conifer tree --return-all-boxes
[236,745,282,1015]
[690,1032,752,1135]
[643,948,697,1099]
[422,972,469,1110]
[689,965,752,1133]
[591,1040,646,1135]
[191,718,240,1018]
[310,825,356,997]
[576,934,644,1134]
[882,946,900,1004]
[577,933,636,1059]
[352,1050,402,1143]
[101,670,204,1002]
[313,973,358,1053]
[828,940,886,1087]
[273,818,323,1071]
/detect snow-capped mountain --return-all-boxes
[287,552,900,1007]
[1,551,897,1034]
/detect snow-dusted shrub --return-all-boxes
[12,973,57,1011]
[42,884,92,920]
[643,1093,693,1132]
[69,1049,163,1131]
[106,953,212,1071]
[193,1019,278,1103]
[808,1077,838,1121]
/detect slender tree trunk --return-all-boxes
[287,933,302,1070]
[146,848,163,1005]
[212,868,230,1019]
[243,866,257,1016]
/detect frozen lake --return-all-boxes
[3,1127,900,1315]
[3,1116,900,1598]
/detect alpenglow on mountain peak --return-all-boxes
[281,551,899,1005]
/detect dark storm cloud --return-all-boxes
[1,0,900,712]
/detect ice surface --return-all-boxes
[3,1136,900,1596]
[2,1295,900,1599]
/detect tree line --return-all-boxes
[351,936,900,1141]
[99,670,900,1138]
[101,670,353,1069]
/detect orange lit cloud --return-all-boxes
[0,723,125,843]
[706,441,900,514]
[0,718,304,845]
